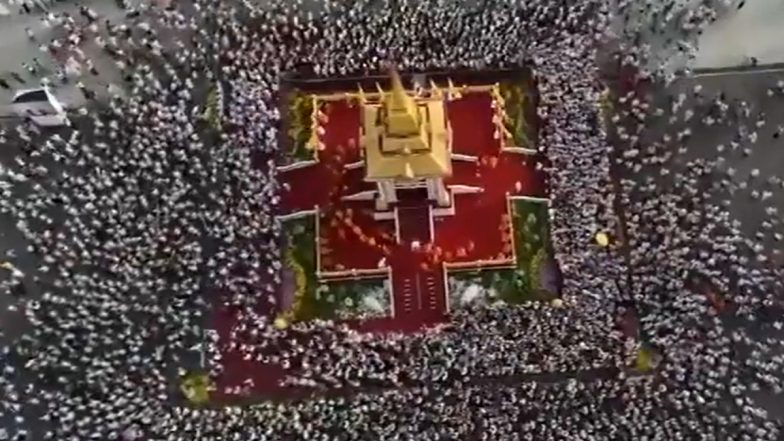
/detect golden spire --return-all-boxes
[430,80,443,97]
[384,69,420,137]
[357,84,367,104]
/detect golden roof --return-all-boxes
[361,72,451,181]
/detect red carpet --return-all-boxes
[448,93,497,157]
[319,200,395,273]
[210,305,286,400]
[280,100,364,213]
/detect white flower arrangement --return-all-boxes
[315,284,329,300]
[331,280,392,319]
[356,284,390,317]
[448,276,496,309]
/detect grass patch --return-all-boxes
[510,199,550,295]
[285,89,316,163]
[499,81,533,148]
[634,345,661,372]
[448,199,551,306]
[282,216,319,321]
[180,371,212,406]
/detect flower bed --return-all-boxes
[285,89,317,163]
[510,199,553,296]
[319,278,392,320]
[280,216,319,321]
[280,215,392,321]
[447,199,553,308]
[499,81,532,148]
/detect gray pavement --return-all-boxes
[639,66,784,256]
[0,116,78,342]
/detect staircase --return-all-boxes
[388,190,447,325]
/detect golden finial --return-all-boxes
[447,78,462,100]
[429,80,444,99]
[388,69,408,111]
[357,84,367,104]
[383,67,420,136]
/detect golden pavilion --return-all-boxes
[360,70,453,210]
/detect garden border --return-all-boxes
[443,195,552,310]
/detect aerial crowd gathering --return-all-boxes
[1,0,784,440]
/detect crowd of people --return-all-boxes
[1,0,783,440]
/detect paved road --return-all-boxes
[695,0,784,69]
[0,116,81,343]
[0,0,145,116]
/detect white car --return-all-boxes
[11,87,70,127]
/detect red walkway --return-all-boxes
[390,188,445,325]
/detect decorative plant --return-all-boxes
[180,372,211,405]
[287,90,316,161]
[499,82,531,148]
[635,346,660,372]
[202,84,222,131]
[285,247,307,320]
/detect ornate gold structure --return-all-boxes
[360,70,452,209]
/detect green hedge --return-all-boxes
[282,216,319,321]
[499,82,531,148]
[286,89,316,162]
[510,199,550,298]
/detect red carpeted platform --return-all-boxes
[435,93,546,264]
[210,305,287,400]
[211,89,546,403]
[280,100,390,273]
